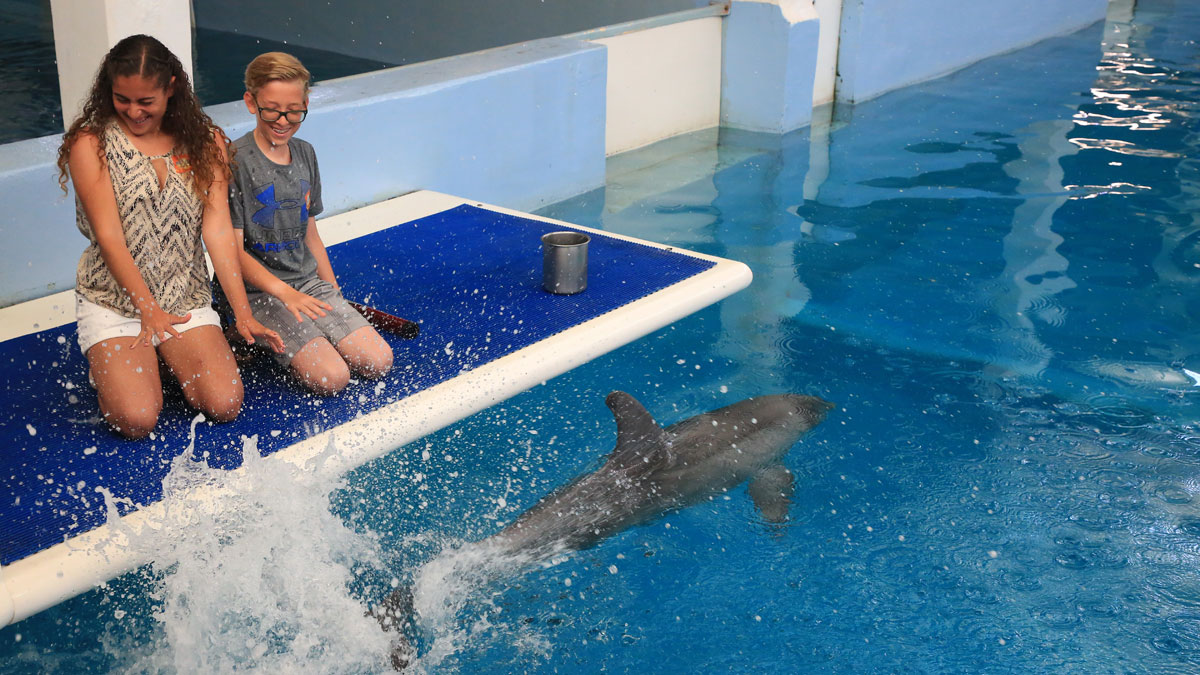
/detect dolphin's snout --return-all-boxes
[784,394,835,427]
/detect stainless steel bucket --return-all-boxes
[541,231,590,295]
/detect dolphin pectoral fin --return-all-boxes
[748,465,794,523]
[605,391,673,471]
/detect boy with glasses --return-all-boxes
[219,52,393,394]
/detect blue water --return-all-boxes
[6,0,1200,672]
[0,0,395,145]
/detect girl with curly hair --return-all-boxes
[58,34,283,439]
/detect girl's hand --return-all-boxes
[236,316,286,354]
[134,307,192,349]
[281,288,333,323]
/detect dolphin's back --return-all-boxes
[490,392,833,558]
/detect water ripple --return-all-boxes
[1147,572,1200,609]
[1075,398,1157,435]
[1031,602,1082,629]
[1153,484,1193,505]
[1163,613,1200,651]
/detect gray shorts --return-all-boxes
[247,277,370,367]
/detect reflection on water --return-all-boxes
[533,0,1200,672]
[4,0,1200,671]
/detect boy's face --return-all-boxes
[245,79,307,147]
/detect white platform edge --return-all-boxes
[0,190,752,627]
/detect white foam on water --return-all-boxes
[402,539,550,672]
[102,418,393,673]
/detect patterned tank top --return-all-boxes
[75,122,210,318]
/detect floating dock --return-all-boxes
[0,190,751,627]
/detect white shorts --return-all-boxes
[75,293,221,355]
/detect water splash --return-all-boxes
[385,538,552,672]
[101,418,393,672]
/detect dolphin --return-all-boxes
[374,390,834,667]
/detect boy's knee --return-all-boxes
[358,344,393,380]
[297,359,351,396]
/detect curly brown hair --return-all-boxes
[56,34,229,194]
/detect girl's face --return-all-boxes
[112,74,174,137]
[246,79,308,147]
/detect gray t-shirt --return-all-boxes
[228,132,324,288]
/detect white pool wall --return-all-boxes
[594,17,723,156]
[0,0,1113,307]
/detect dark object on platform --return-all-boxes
[349,301,420,339]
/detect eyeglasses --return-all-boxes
[253,99,307,124]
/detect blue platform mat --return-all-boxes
[0,203,714,566]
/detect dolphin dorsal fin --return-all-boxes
[604,391,672,470]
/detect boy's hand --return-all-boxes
[134,306,191,349]
[236,316,286,354]
[282,287,333,323]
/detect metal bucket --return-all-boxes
[541,231,590,295]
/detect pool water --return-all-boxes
[0,1,395,145]
[5,0,1200,671]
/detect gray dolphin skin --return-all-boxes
[375,390,834,668]
[489,390,834,558]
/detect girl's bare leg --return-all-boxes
[158,324,244,422]
[86,337,164,439]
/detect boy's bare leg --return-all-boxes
[336,325,393,379]
[290,336,351,395]
[86,337,164,439]
[158,325,244,422]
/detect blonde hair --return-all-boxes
[244,52,311,95]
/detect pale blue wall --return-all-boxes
[0,38,606,307]
[837,0,1110,103]
[0,135,73,305]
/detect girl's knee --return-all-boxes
[202,382,244,423]
[102,399,162,439]
[185,374,245,423]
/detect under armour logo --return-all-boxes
[252,180,311,227]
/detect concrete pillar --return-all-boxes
[49,0,193,128]
[720,0,821,133]
[811,0,842,107]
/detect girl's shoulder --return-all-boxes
[71,123,113,146]
[66,125,109,158]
